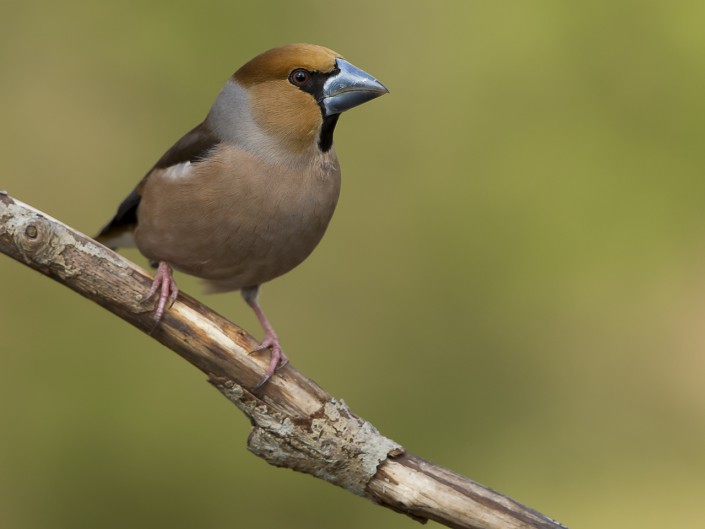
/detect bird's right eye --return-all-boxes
[289,68,311,87]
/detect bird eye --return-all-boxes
[289,68,311,87]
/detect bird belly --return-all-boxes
[198,195,336,291]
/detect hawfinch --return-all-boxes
[96,43,388,387]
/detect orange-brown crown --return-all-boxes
[234,43,341,86]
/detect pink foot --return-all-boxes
[143,261,179,323]
[242,286,289,389]
[251,332,289,389]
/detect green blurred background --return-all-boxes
[2,0,705,527]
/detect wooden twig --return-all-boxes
[0,191,568,529]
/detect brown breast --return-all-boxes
[134,143,341,291]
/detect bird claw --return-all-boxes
[142,261,179,326]
[251,335,289,389]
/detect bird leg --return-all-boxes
[242,286,289,388]
[143,261,179,323]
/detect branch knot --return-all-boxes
[10,213,64,266]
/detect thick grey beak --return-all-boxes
[321,59,388,116]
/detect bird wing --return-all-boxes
[95,121,221,249]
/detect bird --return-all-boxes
[95,43,388,388]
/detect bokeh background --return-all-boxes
[2,1,705,527]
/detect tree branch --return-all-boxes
[0,191,568,529]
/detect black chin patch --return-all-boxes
[318,114,339,152]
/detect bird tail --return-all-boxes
[94,188,141,250]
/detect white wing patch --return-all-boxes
[162,161,194,181]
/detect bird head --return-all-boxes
[209,44,388,157]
